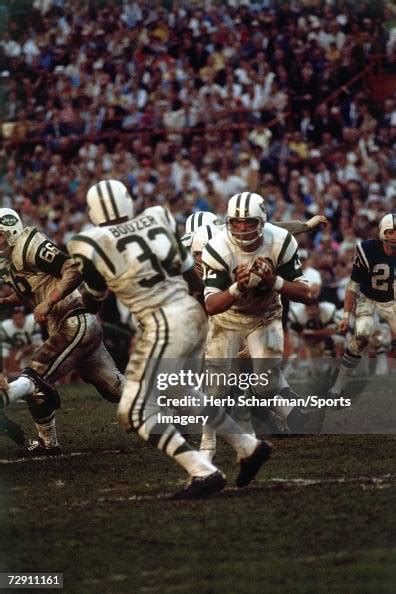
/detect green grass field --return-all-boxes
[0,382,395,594]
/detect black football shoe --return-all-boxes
[20,438,62,458]
[168,471,226,500]
[236,440,272,488]
[0,410,26,446]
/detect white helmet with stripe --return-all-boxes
[379,213,396,247]
[87,180,134,226]
[0,208,24,246]
[226,191,267,247]
[191,224,220,275]
[185,211,218,234]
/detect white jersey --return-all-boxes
[0,313,42,358]
[288,301,338,331]
[68,206,194,320]
[202,223,306,329]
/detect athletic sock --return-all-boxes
[204,406,259,459]
[331,349,362,394]
[139,415,217,477]
[200,425,216,451]
[35,413,59,448]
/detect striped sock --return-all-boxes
[331,349,362,394]
[142,418,216,477]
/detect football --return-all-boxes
[247,258,274,287]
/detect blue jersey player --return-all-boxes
[329,213,396,396]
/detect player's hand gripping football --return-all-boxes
[235,264,251,292]
[250,257,276,287]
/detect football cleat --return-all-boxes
[168,471,226,500]
[0,410,26,445]
[236,440,272,488]
[21,438,62,457]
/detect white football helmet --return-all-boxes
[226,192,267,247]
[0,208,24,246]
[86,180,134,226]
[191,224,219,254]
[185,211,218,234]
[379,213,396,247]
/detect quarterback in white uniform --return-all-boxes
[188,213,328,453]
[201,192,311,443]
[68,180,272,499]
[0,208,123,455]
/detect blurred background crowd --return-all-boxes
[0,0,395,372]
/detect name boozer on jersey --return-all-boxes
[352,239,395,302]
[202,223,305,328]
[68,206,194,320]
[0,228,84,333]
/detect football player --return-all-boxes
[329,213,396,396]
[0,208,124,455]
[68,180,272,499]
[189,207,328,456]
[201,192,312,444]
[1,307,43,378]
[287,300,339,376]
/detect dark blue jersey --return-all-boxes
[351,239,395,302]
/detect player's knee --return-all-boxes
[97,372,125,403]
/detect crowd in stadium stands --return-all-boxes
[0,0,396,312]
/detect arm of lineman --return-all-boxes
[34,258,83,323]
[274,215,328,236]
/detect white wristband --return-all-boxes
[229,282,244,298]
[273,276,284,291]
